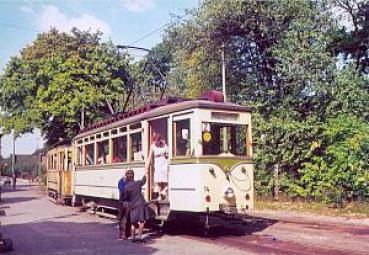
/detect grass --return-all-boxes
[255,196,369,218]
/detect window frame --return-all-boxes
[96,139,110,165]
[172,118,192,158]
[84,142,96,166]
[129,129,143,162]
[201,121,249,158]
[111,135,128,164]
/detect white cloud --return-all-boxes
[121,0,154,13]
[20,5,34,14]
[21,5,111,34]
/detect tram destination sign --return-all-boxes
[211,112,239,121]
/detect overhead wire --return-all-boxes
[129,12,189,46]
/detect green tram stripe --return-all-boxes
[76,162,145,171]
[170,157,253,172]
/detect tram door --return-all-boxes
[148,118,168,200]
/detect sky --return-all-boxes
[0,0,199,158]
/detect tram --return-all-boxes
[71,91,254,222]
[46,145,73,205]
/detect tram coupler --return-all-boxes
[204,207,211,236]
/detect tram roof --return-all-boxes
[75,96,252,140]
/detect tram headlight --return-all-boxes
[208,167,215,176]
[224,187,236,202]
[205,195,211,203]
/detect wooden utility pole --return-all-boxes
[274,164,280,200]
[221,43,228,152]
[221,43,227,101]
[12,133,16,191]
[81,108,85,130]
[0,128,3,160]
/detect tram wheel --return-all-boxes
[203,213,211,237]
[203,227,211,237]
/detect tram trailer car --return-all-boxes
[46,145,73,205]
[71,91,254,223]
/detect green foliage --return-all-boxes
[0,28,131,145]
[300,115,369,204]
[332,0,369,74]
[0,0,368,205]
[154,0,369,203]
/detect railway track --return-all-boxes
[158,215,369,255]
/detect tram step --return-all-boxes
[149,201,170,217]
[155,215,169,221]
[95,211,118,219]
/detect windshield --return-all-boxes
[202,122,247,156]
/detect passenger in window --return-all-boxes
[112,157,121,163]
[97,154,106,164]
[97,142,108,164]
[147,133,169,201]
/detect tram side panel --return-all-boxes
[169,164,203,212]
[73,166,146,203]
[47,170,60,199]
[62,171,72,198]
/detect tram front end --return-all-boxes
[169,107,254,218]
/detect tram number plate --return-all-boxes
[219,203,237,214]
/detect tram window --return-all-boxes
[49,155,53,170]
[119,127,127,133]
[76,146,83,166]
[130,132,143,161]
[59,152,65,171]
[111,129,118,135]
[97,140,109,165]
[130,123,141,130]
[112,136,127,163]
[202,123,247,156]
[85,143,95,165]
[235,125,247,156]
[174,119,191,157]
[67,150,72,170]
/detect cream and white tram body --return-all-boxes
[71,91,254,221]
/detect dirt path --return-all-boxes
[157,205,369,255]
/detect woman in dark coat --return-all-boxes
[123,169,150,242]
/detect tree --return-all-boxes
[0,28,131,145]
[332,0,369,73]
[151,0,369,202]
[299,114,369,204]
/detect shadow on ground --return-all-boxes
[145,214,278,242]
[1,187,30,193]
[1,196,38,205]
[2,221,158,255]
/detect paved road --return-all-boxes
[1,185,369,255]
[0,185,251,255]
